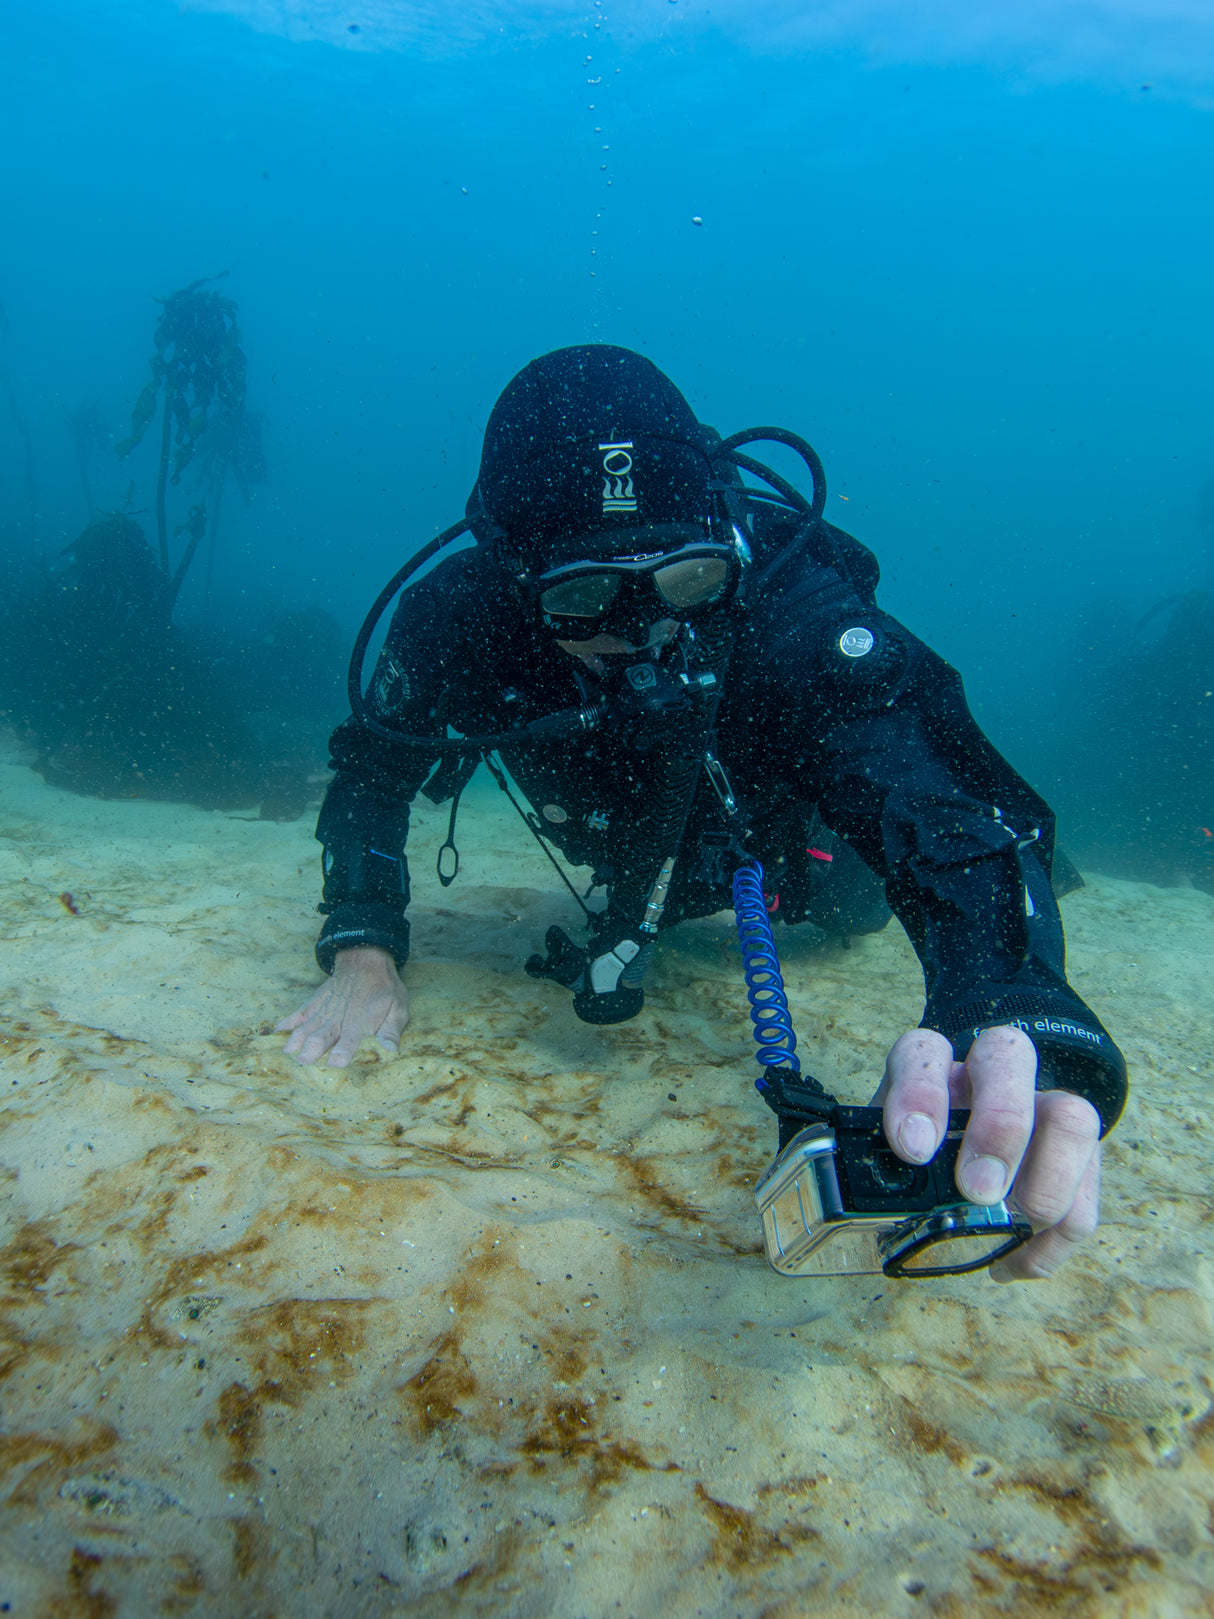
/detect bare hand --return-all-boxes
[275,946,409,1068]
[872,1024,1102,1281]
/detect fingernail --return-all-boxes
[897,1113,938,1164]
[958,1154,1009,1203]
[987,1263,1016,1284]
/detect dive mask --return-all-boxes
[533,537,739,636]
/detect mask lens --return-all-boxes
[652,556,730,610]
[539,573,621,619]
[535,544,735,629]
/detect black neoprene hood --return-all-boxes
[475,344,714,569]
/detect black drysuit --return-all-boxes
[312,508,1126,1131]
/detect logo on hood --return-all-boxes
[599,441,637,514]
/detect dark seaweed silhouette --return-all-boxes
[116,277,250,585]
[195,400,267,595]
[0,511,247,804]
[0,284,334,815]
[0,511,342,816]
[0,510,336,812]
[67,397,109,518]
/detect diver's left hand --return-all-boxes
[871,1024,1101,1282]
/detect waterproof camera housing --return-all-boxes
[754,1105,1032,1279]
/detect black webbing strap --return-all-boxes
[755,1066,841,1152]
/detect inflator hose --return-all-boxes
[608,614,734,930]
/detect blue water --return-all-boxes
[2,1,1213,846]
[3,16,1214,1609]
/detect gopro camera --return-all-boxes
[754,1105,1032,1279]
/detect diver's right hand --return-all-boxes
[275,946,409,1068]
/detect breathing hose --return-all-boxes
[336,430,830,1022]
[713,427,826,523]
[343,429,827,754]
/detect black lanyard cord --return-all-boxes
[479,752,596,924]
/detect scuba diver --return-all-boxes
[277,345,1126,1283]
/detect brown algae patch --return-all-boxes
[694,1481,819,1571]
[208,1296,376,1480]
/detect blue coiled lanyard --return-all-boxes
[731,861,801,1075]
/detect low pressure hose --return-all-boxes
[732,862,801,1073]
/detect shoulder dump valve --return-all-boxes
[838,626,875,658]
[825,619,906,696]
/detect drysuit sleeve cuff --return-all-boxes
[924,987,1128,1136]
[315,904,410,976]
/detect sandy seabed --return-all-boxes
[0,730,1211,1619]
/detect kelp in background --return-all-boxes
[0,283,339,816]
[67,397,110,520]
[0,506,342,815]
[116,276,252,588]
[195,397,267,596]
[0,509,249,805]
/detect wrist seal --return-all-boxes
[315,904,410,976]
[928,991,1128,1135]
